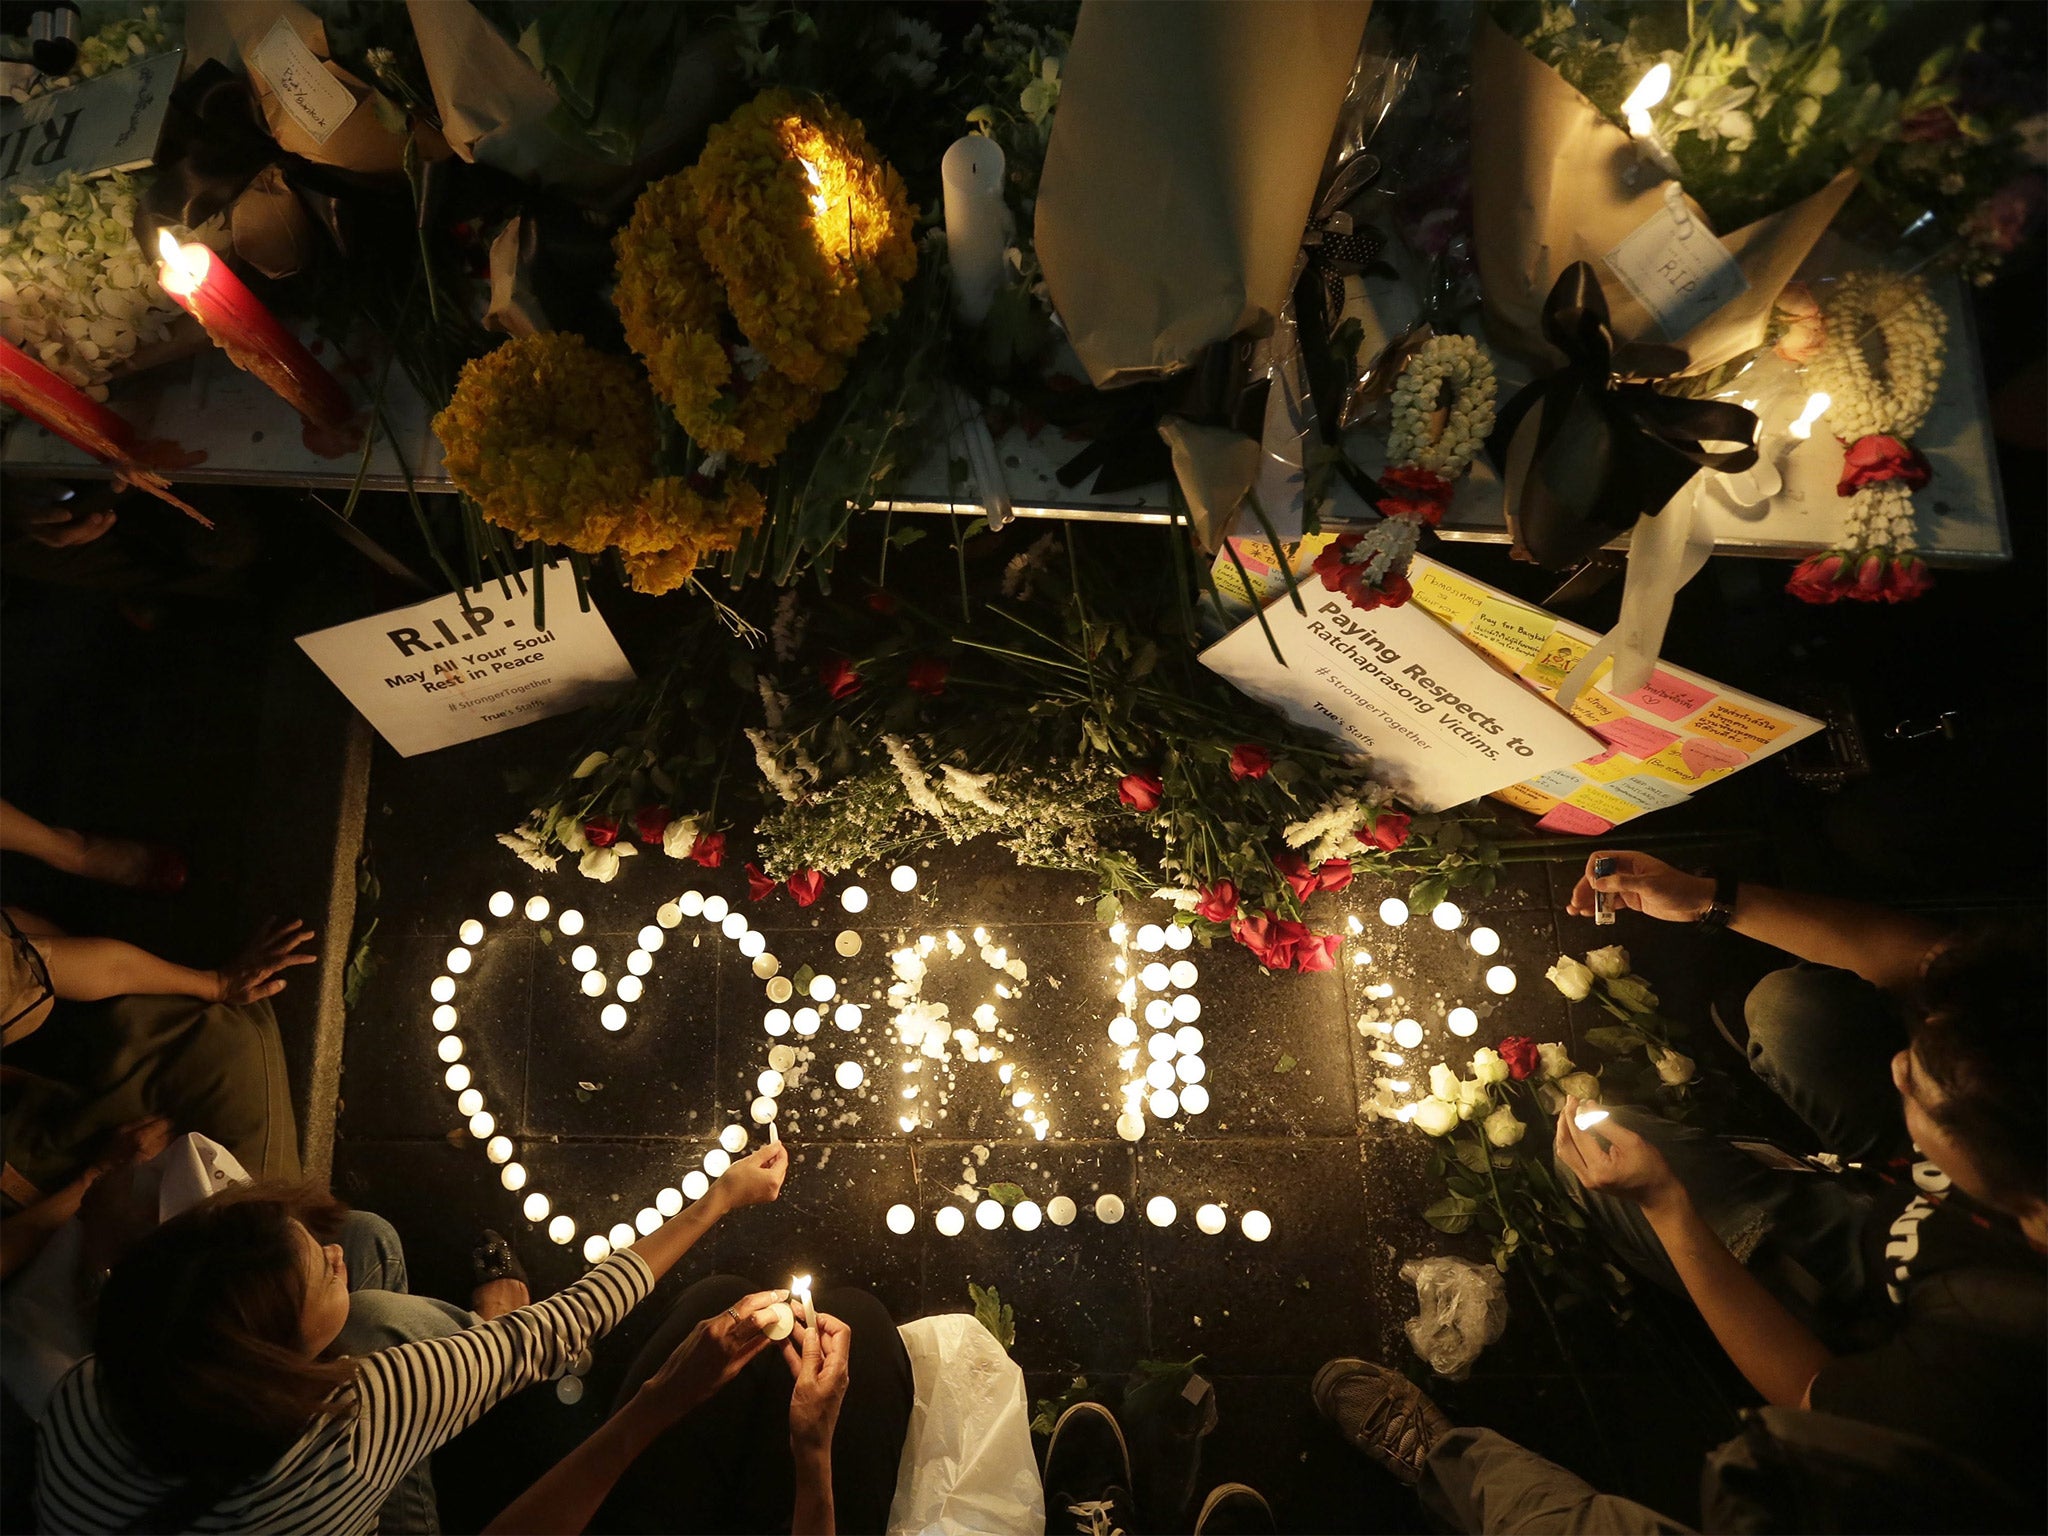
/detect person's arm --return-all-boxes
[1555,1102,1832,1406]
[785,1314,851,1536]
[481,1290,784,1535]
[1567,850,1945,995]
[34,917,318,1006]
[0,1117,171,1280]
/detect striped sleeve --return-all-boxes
[343,1249,652,1498]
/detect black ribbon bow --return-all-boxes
[1488,263,1760,570]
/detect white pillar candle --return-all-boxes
[941,134,1008,324]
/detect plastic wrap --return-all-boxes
[1401,1255,1508,1380]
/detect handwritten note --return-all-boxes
[1537,802,1614,836]
[1493,782,1559,816]
[1410,565,1488,630]
[247,19,357,145]
[1687,698,1794,752]
[1598,775,1693,814]
[1565,784,1644,825]
[1466,599,1556,667]
[1592,715,1682,760]
[1603,191,1750,342]
[1619,668,1715,723]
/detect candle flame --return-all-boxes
[155,230,210,298]
[1623,62,1673,117]
[798,156,829,218]
[1574,1107,1611,1130]
[1788,391,1832,440]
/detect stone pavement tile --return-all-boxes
[525,940,721,1138]
[918,1140,1143,1376]
[1158,944,1353,1139]
[1200,1374,1422,1535]
[340,930,534,1141]
[1136,1137,1375,1376]
[905,839,1105,927]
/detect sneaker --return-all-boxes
[1310,1358,1452,1485]
[1192,1483,1275,1534]
[1044,1401,1138,1535]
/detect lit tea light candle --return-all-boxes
[721,913,748,941]
[1180,1083,1210,1114]
[1146,1060,1176,1090]
[1176,1056,1206,1085]
[571,945,597,973]
[1196,1202,1227,1235]
[836,1061,865,1089]
[601,1004,627,1032]
[1013,1200,1043,1232]
[1485,965,1518,995]
[468,1111,495,1139]
[581,972,607,997]
[834,1003,862,1030]
[766,976,795,1003]
[433,1005,457,1032]
[637,925,664,952]
[758,1069,785,1098]
[558,910,585,937]
[1135,924,1165,952]
[431,976,456,1003]
[704,1149,732,1177]
[1117,1111,1145,1142]
[1147,1033,1177,1062]
[626,950,654,977]
[935,1205,966,1236]
[489,891,515,917]
[720,1124,749,1154]
[1108,1016,1140,1047]
[438,1036,464,1063]
[841,886,869,914]
[502,1162,527,1191]
[1165,924,1193,951]
[525,896,551,922]
[459,1090,483,1117]
[975,1199,1005,1230]
[634,1207,661,1236]
[1431,902,1464,930]
[1149,1087,1180,1119]
[459,919,485,945]
[679,891,705,917]
[701,895,729,922]
[583,1234,611,1264]
[750,948,777,974]
[1140,962,1170,991]
[1172,993,1202,1023]
[1095,1193,1126,1224]
[1145,1196,1177,1227]
[765,1008,792,1036]
[444,1064,470,1091]
[682,1170,710,1201]
[1392,1018,1424,1049]
[835,930,861,957]
[1241,1210,1272,1242]
[793,1007,821,1036]
[891,865,918,892]
[1144,998,1174,1029]
[750,1096,778,1124]
[524,1192,550,1221]
[1447,1006,1479,1037]
[608,1222,634,1249]
[1168,960,1198,989]
[1469,927,1500,957]
[548,1214,575,1244]
[887,1203,916,1234]
[616,976,643,1003]
[656,902,682,928]
[1174,1025,1205,1056]
[809,974,836,1002]
[656,1187,683,1217]
[1379,898,1409,926]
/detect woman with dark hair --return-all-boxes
[32,1143,789,1534]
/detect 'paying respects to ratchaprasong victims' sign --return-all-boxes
[296,573,636,757]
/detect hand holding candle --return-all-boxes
[784,1309,852,1456]
[638,1287,784,1419]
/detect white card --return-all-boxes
[245,18,357,146]
[1602,187,1749,342]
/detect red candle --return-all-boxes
[155,232,353,429]
[0,337,140,462]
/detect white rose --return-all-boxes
[1558,1072,1601,1102]
[1585,946,1630,980]
[1457,1079,1491,1119]
[579,846,620,883]
[661,815,701,860]
[571,751,611,779]
[1537,1042,1575,1081]
[1412,1097,1459,1136]
[1482,1105,1526,1148]
[1652,1048,1696,1086]
[1428,1063,1460,1101]
[1546,956,1594,1001]
[1470,1048,1509,1086]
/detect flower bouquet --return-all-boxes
[1545,945,1701,1113]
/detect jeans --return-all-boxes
[1564,964,1910,1322]
[1420,1428,1693,1535]
[331,1211,481,1535]
[592,1275,915,1535]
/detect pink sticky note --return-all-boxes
[1620,669,1715,723]
[1679,736,1749,777]
[1536,803,1613,837]
[1593,716,1682,760]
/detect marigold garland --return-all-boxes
[433,333,656,553]
[618,475,769,595]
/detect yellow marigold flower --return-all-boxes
[433,333,656,553]
[617,474,770,595]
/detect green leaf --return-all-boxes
[1583,1025,1646,1056]
[889,525,928,549]
[1452,1138,1491,1176]
[1095,894,1122,925]
[1031,1375,1092,1436]
[969,1281,1016,1352]
[987,1182,1025,1207]
[1274,1053,1297,1073]
[1407,873,1451,914]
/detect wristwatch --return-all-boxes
[1695,870,1739,931]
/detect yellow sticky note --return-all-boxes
[1466,599,1557,667]
[1492,782,1560,816]
[1686,698,1794,752]
[1566,784,1646,825]
[1523,632,1591,690]
[1410,566,1488,630]
[1567,688,1623,728]
[1644,741,1739,788]
[1579,753,1635,783]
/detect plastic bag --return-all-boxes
[886,1314,1044,1536]
[1401,1257,1508,1381]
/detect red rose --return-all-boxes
[1231,911,1301,971]
[583,816,619,848]
[1295,932,1342,972]
[1118,772,1164,812]
[819,655,862,701]
[1377,572,1414,609]
[688,832,725,869]
[1193,880,1239,924]
[633,806,673,846]
[1852,552,1887,601]
[1499,1036,1541,1080]
[1315,857,1354,894]
[866,590,899,616]
[1229,743,1272,780]
[1883,555,1933,604]
[1358,812,1411,851]
[746,862,777,901]
[907,657,950,698]
[1274,851,1319,904]
[786,869,825,907]
[1837,435,1932,499]
[1785,552,1849,605]
[1376,466,1455,527]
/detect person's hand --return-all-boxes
[1554,1098,1686,1215]
[1566,851,1716,924]
[784,1311,851,1457]
[211,918,318,1004]
[91,1116,173,1177]
[712,1141,788,1213]
[635,1287,786,1422]
[18,505,116,549]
